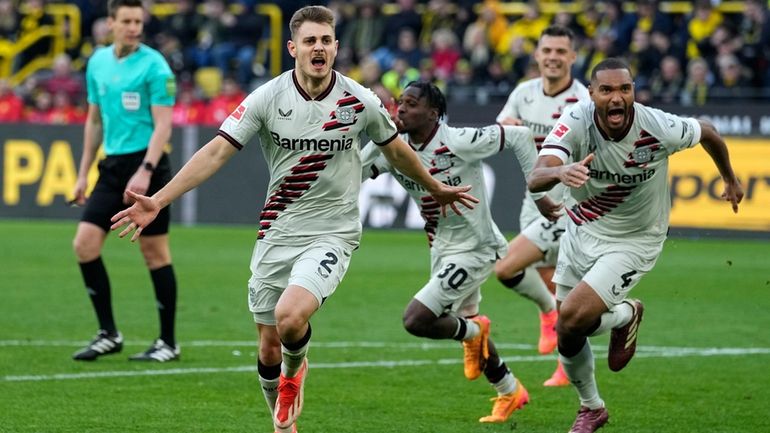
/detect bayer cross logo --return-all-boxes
[335,107,355,124]
[633,147,652,164]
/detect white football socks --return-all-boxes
[281,342,309,377]
[560,340,604,410]
[589,301,634,337]
[510,267,556,313]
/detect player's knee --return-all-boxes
[497,268,526,289]
[72,236,99,262]
[402,313,429,337]
[275,310,307,339]
[556,305,593,337]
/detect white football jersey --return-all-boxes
[497,78,589,228]
[362,123,538,258]
[218,70,398,244]
[540,101,702,241]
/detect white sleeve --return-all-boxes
[644,107,702,155]
[448,125,507,162]
[218,86,268,149]
[361,88,399,145]
[496,87,520,123]
[360,140,391,182]
[539,104,586,163]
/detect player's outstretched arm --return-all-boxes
[110,135,239,240]
[697,120,743,213]
[380,136,479,216]
[528,154,593,192]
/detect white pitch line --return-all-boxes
[3,347,769,383]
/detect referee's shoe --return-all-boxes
[72,330,123,361]
[129,338,180,362]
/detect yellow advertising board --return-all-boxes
[669,138,770,231]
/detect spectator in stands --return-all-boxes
[358,55,383,88]
[629,29,660,86]
[462,1,507,82]
[686,0,723,60]
[24,88,53,123]
[497,35,531,86]
[634,0,673,36]
[430,28,462,82]
[340,0,385,64]
[578,33,613,82]
[160,0,201,76]
[419,0,460,52]
[595,0,636,54]
[712,53,751,97]
[16,0,55,71]
[73,17,111,71]
[188,0,229,70]
[211,0,266,89]
[649,55,684,104]
[392,27,425,69]
[163,0,201,52]
[681,57,711,106]
[0,79,24,122]
[48,90,86,124]
[0,0,19,40]
[381,57,419,99]
[204,76,245,125]
[172,84,206,126]
[496,3,549,57]
[738,0,770,87]
[383,0,422,50]
[43,53,84,103]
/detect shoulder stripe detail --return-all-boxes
[217,130,243,150]
[374,132,399,146]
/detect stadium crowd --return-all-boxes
[0,0,769,125]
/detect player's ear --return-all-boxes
[287,40,297,58]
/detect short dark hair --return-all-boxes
[404,81,447,119]
[108,0,143,17]
[540,25,576,44]
[289,6,336,40]
[590,58,632,81]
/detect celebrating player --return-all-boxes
[362,81,560,424]
[495,25,589,387]
[110,6,476,433]
[529,57,743,433]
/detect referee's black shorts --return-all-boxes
[81,150,172,236]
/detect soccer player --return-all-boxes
[495,25,589,387]
[70,0,179,362]
[528,58,743,433]
[110,6,476,433]
[361,81,560,424]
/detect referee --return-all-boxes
[70,0,179,362]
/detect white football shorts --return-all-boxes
[520,214,567,267]
[248,236,356,325]
[414,251,495,317]
[553,223,663,308]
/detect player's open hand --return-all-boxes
[534,195,563,222]
[432,184,479,217]
[110,190,161,241]
[722,178,744,213]
[559,153,593,188]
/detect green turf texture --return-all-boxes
[1,220,768,432]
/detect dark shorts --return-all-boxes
[81,151,172,236]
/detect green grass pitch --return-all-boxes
[1,220,769,432]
